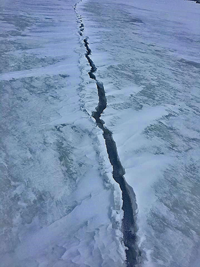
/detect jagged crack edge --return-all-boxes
[74,2,141,266]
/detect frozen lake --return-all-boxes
[77,0,200,266]
[0,0,126,266]
[1,0,200,266]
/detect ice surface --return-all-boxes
[0,0,126,266]
[77,0,200,266]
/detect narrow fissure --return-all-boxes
[74,3,140,266]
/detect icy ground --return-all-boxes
[77,0,200,266]
[0,0,127,266]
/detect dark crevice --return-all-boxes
[74,2,140,266]
[83,38,97,79]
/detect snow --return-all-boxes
[2,0,200,265]
[0,0,126,266]
[77,0,200,266]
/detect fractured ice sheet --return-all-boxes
[77,0,200,266]
[0,0,126,266]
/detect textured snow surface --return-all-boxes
[77,0,200,266]
[0,0,126,266]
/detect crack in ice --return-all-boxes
[74,2,141,266]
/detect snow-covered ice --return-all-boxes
[1,0,200,265]
[0,0,126,266]
[77,0,200,266]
